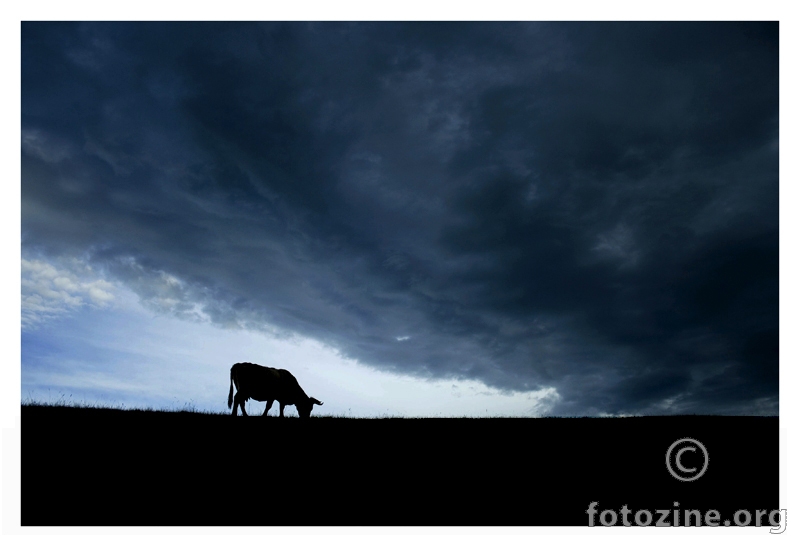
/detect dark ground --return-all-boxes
[21,405,778,526]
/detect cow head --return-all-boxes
[297,397,324,418]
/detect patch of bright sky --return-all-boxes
[21,255,560,417]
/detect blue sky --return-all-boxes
[21,255,558,416]
[17,20,781,417]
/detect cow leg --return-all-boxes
[263,400,273,416]
[234,392,249,417]
[231,392,240,416]
[279,403,286,418]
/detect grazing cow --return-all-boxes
[228,362,323,418]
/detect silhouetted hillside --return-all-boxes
[21,405,778,526]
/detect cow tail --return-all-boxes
[228,368,235,409]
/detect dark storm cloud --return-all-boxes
[21,22,778,415]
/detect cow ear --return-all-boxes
[310,398,323,406]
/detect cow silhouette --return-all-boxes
[228,362,323,418]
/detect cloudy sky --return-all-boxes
[20,22,778,417]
